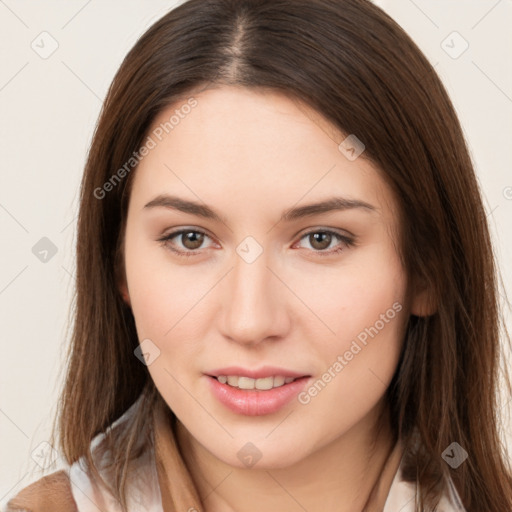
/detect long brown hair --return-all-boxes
[51,0,512,510]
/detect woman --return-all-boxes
[6,0,512,511]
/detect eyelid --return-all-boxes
[292,228,356,255]
[295,226,356,242]
[157,227,216,255]
[158,226,356,257]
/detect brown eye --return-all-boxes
[158,229,213,257]
[295,229,355,256]
[179,231,205,250]
[308,232,333,251]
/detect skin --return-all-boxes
[118,85,432,512]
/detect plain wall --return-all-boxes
[1,0,511,507]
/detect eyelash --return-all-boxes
[157,228,355,258]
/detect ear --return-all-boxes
[410,279,437,317]
[115,237,131,307]
[118,275,131,307]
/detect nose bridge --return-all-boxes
[220,244,287,345]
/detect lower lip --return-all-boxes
[206,376,310,416]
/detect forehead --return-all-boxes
[129,85,397,224]
[149,85,346,156]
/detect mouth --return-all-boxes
[205,367,311,416]
[209,374,301,390]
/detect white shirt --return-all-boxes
[68,397,467,512]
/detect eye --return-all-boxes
[157,228,215,257]
[294,229,355,256]
[158,228,355,258]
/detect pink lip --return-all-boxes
[205,374,311,416]
[207,365,308,379]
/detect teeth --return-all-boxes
[274,375,285,387]
[227,376,239,387]
[215,375,297,389]
[238,376,255,390]
[255,376,274,390]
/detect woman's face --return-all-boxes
[120,85,422,468]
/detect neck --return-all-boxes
[175,399,402,512]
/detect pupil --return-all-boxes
[311,232,330,250]
[184,231,203,249]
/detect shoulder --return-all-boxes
[67,395,161,512]
[383,434,466,512]
[5,396,157,512]
[5,470,78,512]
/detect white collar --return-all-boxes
[68,398,466,512]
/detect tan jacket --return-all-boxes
[5,396,466,512]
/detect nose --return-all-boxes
[218,247,291,347]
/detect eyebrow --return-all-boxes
[143,194,377,223]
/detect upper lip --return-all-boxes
[207,366,309,379]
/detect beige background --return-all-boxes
[1,0,511,506]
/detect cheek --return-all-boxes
[124,237,211,410]
[293,249,407,400]
[294,257,407,424]
[289,247,407,348]
[336,272,405,345]
[125,223,407,351]
[124,232,208,338]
